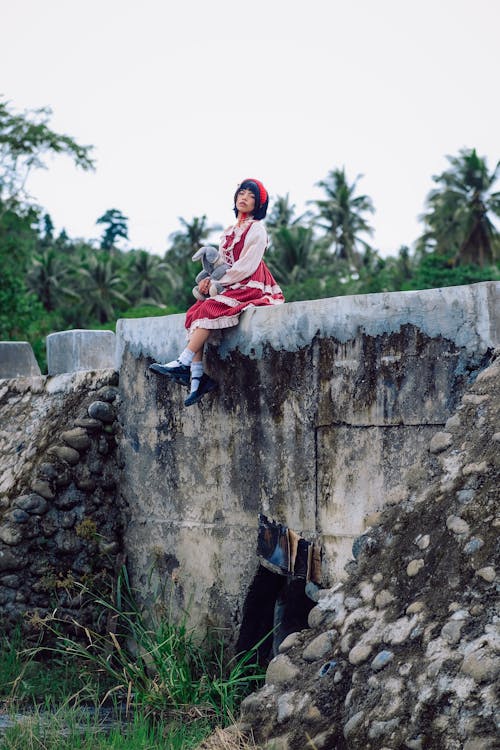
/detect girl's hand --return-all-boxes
[198,278,210,295]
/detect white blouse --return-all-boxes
[217,221,268,286]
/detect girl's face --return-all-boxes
[236,188,256,215]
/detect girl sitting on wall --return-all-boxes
[150,178,285,406]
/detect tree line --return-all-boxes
[1,98,498,371]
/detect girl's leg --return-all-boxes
[151,328,210,372]
[187,327,210,360]
[150,327,216,405]
[184,327,217,406]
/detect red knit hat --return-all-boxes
[242,178,268,206]
[234,178,269,219]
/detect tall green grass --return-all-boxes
[36,567,264,720]
[0,567,265,749]
[1,708,211,749]
[1,626,89,705]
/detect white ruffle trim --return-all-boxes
[220,219,255,263]
[187,294,284,336]
[213,294,240,307]
[227,279,283,295]
[188,315,240,335]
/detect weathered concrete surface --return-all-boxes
[47,330,116,375]
[116,282,499,636]
[0,342,41,378]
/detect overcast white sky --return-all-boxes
[1,0,499,256]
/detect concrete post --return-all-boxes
[0,342,41,378]
[46,330,116,375]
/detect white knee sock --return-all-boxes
[166,348,195,368]
[190,361,204,393]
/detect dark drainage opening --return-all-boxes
[236,567,315,664]
[235,515,322,665]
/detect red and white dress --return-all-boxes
[185,219,285,334]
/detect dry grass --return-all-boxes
[196,723,260,750]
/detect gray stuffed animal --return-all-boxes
[192,246,230,300]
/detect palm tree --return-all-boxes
[310,168,375,270]
[126,249,169,306]
[267,225,319,284]
[77,254,130,323]
[26,248,76,311]
[419,148,500,266]
[164,215,221,309]
[166,215,221,262]
[266,194,308,231]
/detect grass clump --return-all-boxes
[0,626,86,704]
[0,567,265,749]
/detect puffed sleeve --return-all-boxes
[218,222,268,285]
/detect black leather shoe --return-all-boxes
[184,374,217,406]
[149,362,190,387]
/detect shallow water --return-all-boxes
[0,704,128,735]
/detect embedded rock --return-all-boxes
[266,655,301,686]
[87,400,115,423]
[429,431,453,453]
[60,428,91,451]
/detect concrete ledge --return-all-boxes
[116,281,500,366]
[47,330,116,375]
[0,342,41,378]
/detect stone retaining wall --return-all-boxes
[46,330,116,375]
[0,370,123,638]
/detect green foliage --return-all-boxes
[0,265,47,339]
[419,148,500,266]
[165,215,222,310]
[0,705,210,749]
[0,627,85,703]
[75,254,130,324]
[124,249,171,308]
[267,224,321,285]
[0,626,24,694]
[0,569,265,748]
[402,252,500,291]
[266,193,305,230]
[97,209,129,251]
[0,97,94,207]
[119,304,180,319]
[310,167,375,269]
[167,215,220,263]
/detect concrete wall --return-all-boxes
[116,282,499,636]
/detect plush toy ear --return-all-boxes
[204,247,219,264]
[192,247,205,262]
[192,245,219,263]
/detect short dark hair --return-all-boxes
[233,179,269,220]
